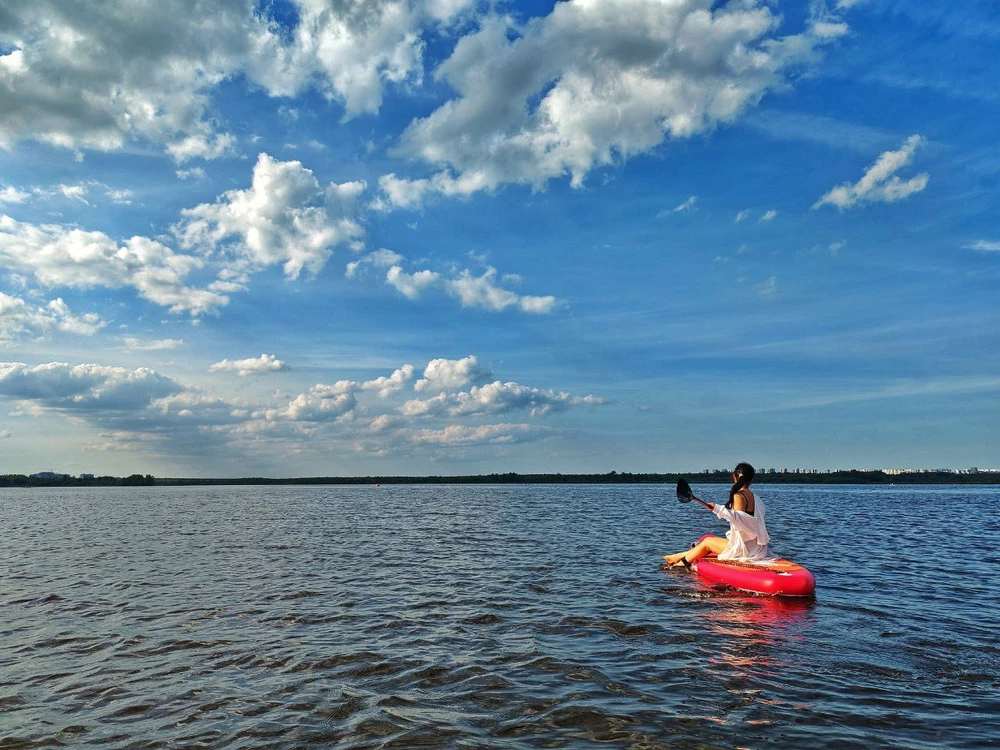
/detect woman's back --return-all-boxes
[732,487,756,516]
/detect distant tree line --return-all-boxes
[0,474,156,487]
[1,470,996,488]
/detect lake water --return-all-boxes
[1,483,998,749]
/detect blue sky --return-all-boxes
[0,0,997,478]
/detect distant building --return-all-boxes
[79,473,95,479]
[30,471,70,480]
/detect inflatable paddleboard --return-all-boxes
[676,535,816,597]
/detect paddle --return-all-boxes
[675,478,714,510]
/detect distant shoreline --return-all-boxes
[3,470,999,488]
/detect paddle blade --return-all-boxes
[676,478,694,503]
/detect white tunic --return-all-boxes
[713,495,773,562]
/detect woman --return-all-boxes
[663,462,772,568]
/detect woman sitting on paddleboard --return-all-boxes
[663,462,772,568]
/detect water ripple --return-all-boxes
[1,483,998,748]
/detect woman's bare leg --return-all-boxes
[664,536,727,566]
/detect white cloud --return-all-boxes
[209,353,288,377]
[363,365,415,398]
[386,265,442,300]
[166,133,237,164]
[263,381,359,422]
[403,379,606,418]
[177,153,366,279]
[0,1,269,159]
[0,181,132,206]
[104,188,134,205]
[58,184,90,204]
[0,0,478,159]
[346,248,405,279]
[176,167,206,181]
[119,337,185,352]
[811,21,850,39]
[734,209,752,223]
[658,196,697,217]
[372,170,493,210]
[254,0,477,118]
[0,215,227,316]
[0,361,182,411]
[410,423,536,446]
[0,353,609,464]
[389,1,846,202]
[150,391,249,427]
[415,356,492,393]
[0,186,31,204]
[352,251,561,314]
[814,135,929,210]
[0,293,105,345]
[759,209,778,223]
[444,267,560,314]
[964,240,1000,253]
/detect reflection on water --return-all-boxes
[707,595,815,681]
[0,483,998,749]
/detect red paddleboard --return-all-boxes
[693,556,815,597]
[679,535,816,597]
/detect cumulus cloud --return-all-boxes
[415,356,492,393]
[0,361,182,411]
[0,215,227,315]
[259,0,477,117]
[177,153,366,279]
[0,0,272,158]
[150,391,249,427]
[209,353,288,377]
[263,381,359,422]
[0,293,105,345]
[814,135,929,210]
[386,265,443,300]
[1,155,375,319]
[0,354,608,463]
[403,379,606,418]
[445,267,560,313]
[363,364,415,398]
[383,0,847,206]
[0,0,477,160]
